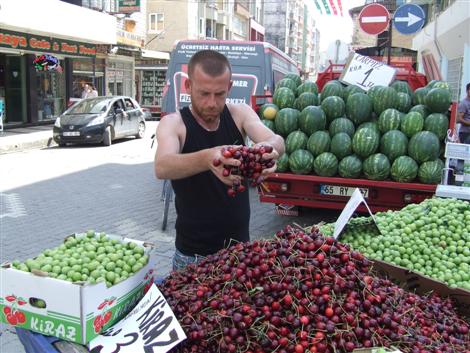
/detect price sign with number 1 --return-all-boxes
[339,53,397,91]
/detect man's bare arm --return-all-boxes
[458,112,470,126]
[154,113,242,184]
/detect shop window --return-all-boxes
[149,13,164,33]
[36,65,66,121]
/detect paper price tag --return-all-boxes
[339,53,396,91]
[89,284,186,353]
[333,188,377,239]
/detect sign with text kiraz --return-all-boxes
[340,53,397,91]
[89,284,186,353]
[333,188,377,239]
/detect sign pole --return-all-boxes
[387,19,393,65]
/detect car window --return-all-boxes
[112,100,125,114]
[67,98,112,114]
[124,99,135,111]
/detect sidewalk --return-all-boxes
[0,124,57,154]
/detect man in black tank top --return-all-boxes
[154,50,285,271]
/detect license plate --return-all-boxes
[320,185,369,198]
[63,131,80,136]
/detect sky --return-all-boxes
[308,0,366,51]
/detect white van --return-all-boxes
[161,40,299,116]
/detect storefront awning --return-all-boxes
[141,49,170,60]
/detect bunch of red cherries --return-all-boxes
[213,145,275,197]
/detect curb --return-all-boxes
[0,137,57,155]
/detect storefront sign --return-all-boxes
[88,283,186,353]
[0,29,97,57]
[119,0,140,13]
[116,30,144,48]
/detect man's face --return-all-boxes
[185,64,232,121]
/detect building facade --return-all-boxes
[412,0,470,101]
[0,0,116,127]
[263,0,318,79]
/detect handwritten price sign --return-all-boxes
[89,284,186,353]
[339,53,397,91]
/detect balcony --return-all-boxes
[234,1,250,18]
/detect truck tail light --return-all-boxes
[261,181,289,193]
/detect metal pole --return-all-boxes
[387,17,393,65]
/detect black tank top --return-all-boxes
[171,106,250,256]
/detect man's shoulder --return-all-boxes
[226,102,253,116]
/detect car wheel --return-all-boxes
[103,126,112,146]
[136,121,145,139]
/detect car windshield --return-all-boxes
[66,98,113,114]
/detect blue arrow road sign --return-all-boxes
[393,3,425,35]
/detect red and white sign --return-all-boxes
[358,3,390,35]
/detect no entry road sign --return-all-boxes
[358,3,390,35]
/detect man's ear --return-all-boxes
[228,80,233,91]
[184,78,191,93]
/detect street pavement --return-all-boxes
[0,121,339,352]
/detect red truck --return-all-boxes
[255,63,457,214]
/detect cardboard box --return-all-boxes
[0,233,157,344]
[371,259,470,318]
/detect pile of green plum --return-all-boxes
[11,230,149,288]
[321,197,470,290]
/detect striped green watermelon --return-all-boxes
[294,92,319,111]
[426,80,440,89]
[396,92,412,113]
[299,106,326,135]
[409,104,430,119]
[289,149,314,174]
[346,93,372,125]
[391,156,418,182]
[338,155,362,178]
[401,111,424,138]
[296,81,318,96]
[307,131,331,157]
[363,153,391,181]
[425,88,452,113]
[367,85,385,102]
[330,132,352,160]
[273,87,295,109]
[329,117,355,138]
[373,86,399,115]
[391,81,413,96]
[378,108,401,133]
[276,78,297,92]
[274,108,300,137]
[418,159,444,184]
[285,130,308,154]
[321,81,344,101]
[432,81,450,90]
[408,131,440,163]
[261,119,276,133]
[314,152,338,177]
[259,103,279,120]
[424,113,449,140]
[276,153,289,172]
[284,73,302,88]
[344,85,365,102]
[413,87,429,105]
[357,121,379,133]
[352,127,380,158]
[380,130,408,162]
[321,96,345,123]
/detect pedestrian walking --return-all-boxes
[154,50,285,271]
[457,82,470,144]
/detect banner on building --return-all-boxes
[119,0,140,13]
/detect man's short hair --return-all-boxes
[188,50,231,78]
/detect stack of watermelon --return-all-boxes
[259,75,452,184]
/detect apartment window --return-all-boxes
[199,18,204,35]
[149,13,164,33]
